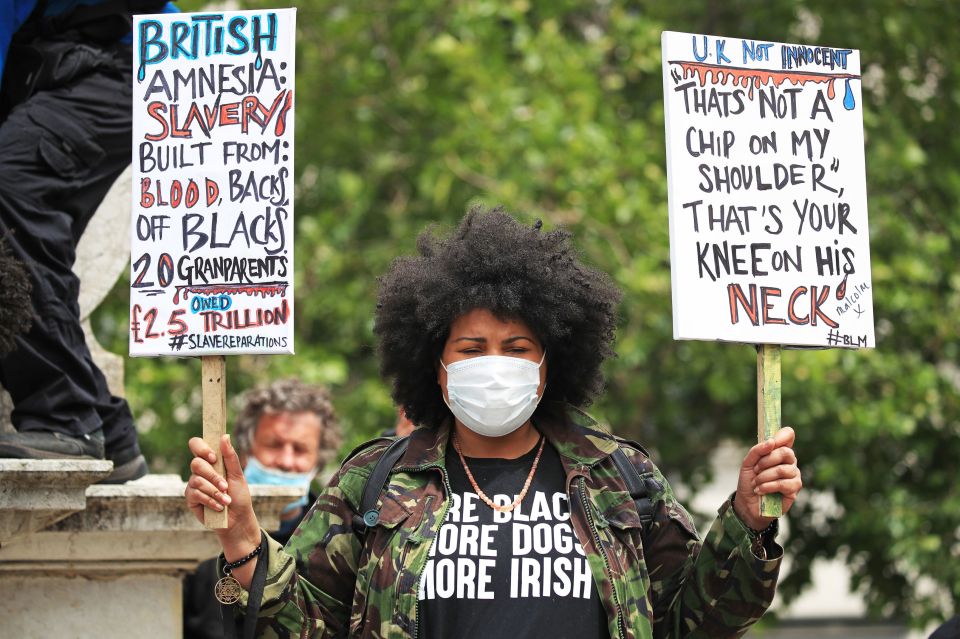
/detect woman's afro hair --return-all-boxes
[374,206,622,429]
[0,235,33,357]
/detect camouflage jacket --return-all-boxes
[237,405,782,638]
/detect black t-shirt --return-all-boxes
[418,439,609,639]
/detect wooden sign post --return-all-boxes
[202,356,228,528]
[661,31,875,519]
[757,344,782,517]
[129,9,298,529]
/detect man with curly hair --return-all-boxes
[186,207,802,639]
[229,378,343,488]
[183,377,342,639]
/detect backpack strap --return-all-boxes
[610,445,662,526]
[351,432,659,537]
[220,530,269,639]
[351,435,410,535]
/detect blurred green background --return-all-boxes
[94,0,959,627]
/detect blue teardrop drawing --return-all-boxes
[843,78,856,110]
[255,52,263,71]
[138,63,146,82]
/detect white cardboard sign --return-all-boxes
[130,8,296,356]
[662,30,874,349]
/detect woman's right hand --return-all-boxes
[185,435,262,566]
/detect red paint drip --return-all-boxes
[836,273,849,300]
[675,61,856,100]
[173,282,288,303]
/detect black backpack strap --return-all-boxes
[610,445,662,526]
[352,436,410,534]
[221,530,269,639]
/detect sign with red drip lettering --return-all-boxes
[130,9,296,357]
[662,31,874,349]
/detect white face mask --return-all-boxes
[441,353,545,438]
[243,456,316,515]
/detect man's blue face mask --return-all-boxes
[243,456,316,516]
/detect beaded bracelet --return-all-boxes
[215,541,263,605]
[224,543,263,575]
[751,519,777,557]
[730,494,778,560]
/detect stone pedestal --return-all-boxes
[74,165,131,397]
[1,574,185,637]
[0,459,113,542]
[0,472,302,639]
[0,390,12,435]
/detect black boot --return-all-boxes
[0,428,104,459]
[0,429,147,483]
[103,442,148,484]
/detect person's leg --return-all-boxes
[0,41,144,479]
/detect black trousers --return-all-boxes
[0,38,137,455]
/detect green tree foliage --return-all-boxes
[94,0,958,625]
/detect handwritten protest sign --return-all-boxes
[662,31,874,349]
[130,9,296,357]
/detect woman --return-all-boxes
[185,207,802,638]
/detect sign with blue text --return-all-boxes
[130,9,296,356]
[662,31,874,349]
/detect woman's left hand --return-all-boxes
[733,426,802,531]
